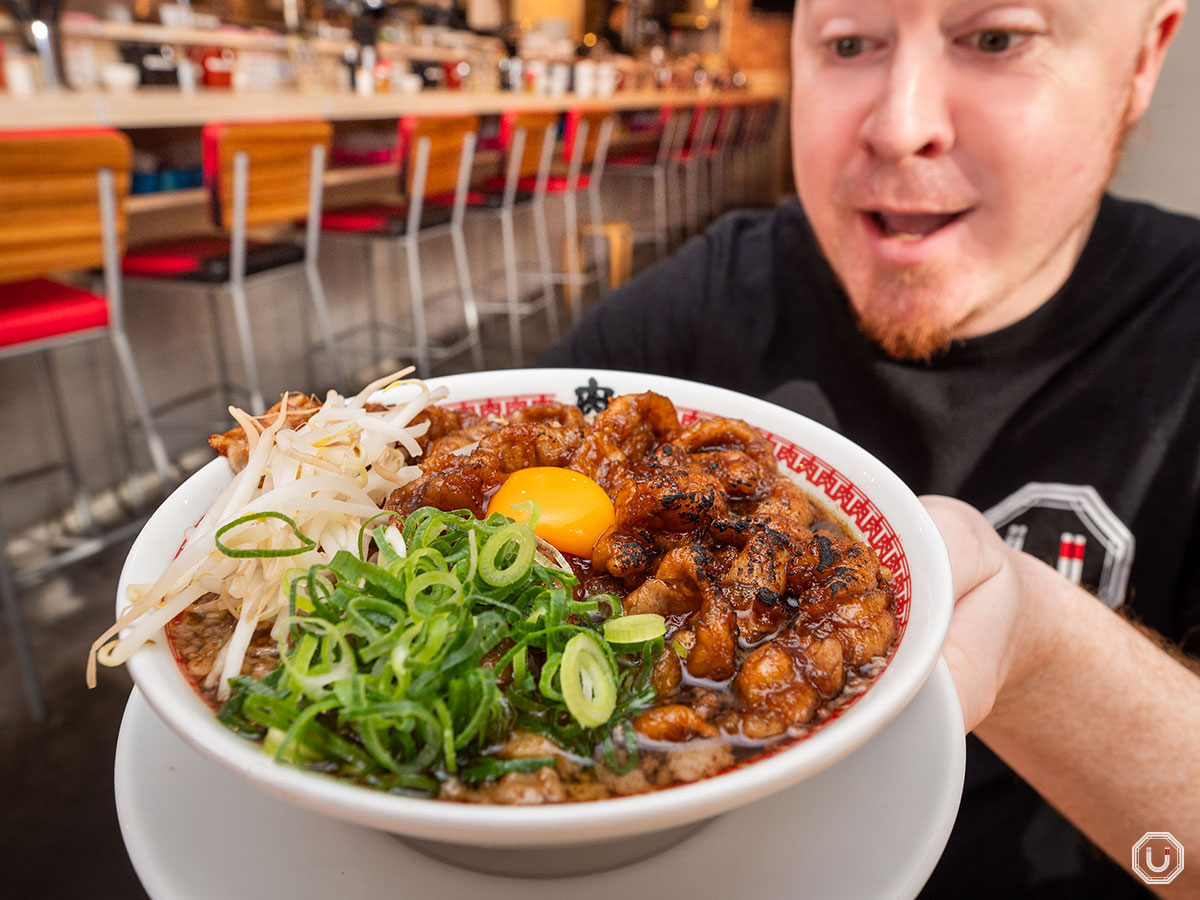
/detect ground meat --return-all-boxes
[166,606,278,706]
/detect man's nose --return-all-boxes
[859,48,955,161]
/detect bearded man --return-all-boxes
[542,1,1200,895]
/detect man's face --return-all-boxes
[791,0,1172,359]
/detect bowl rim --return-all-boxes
[121,367,954,845]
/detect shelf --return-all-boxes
[0,15,502,59]
[127,187,205,213]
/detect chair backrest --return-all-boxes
[712,104,740,152]
[563,108,612,168]
[0,128,130,283]
[498,111,561,179]
[683,104,720,155]
[397,115,479,198]
[202,120,332,230]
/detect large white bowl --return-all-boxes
[119,368,954,876]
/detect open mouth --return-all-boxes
[869,210,967,242]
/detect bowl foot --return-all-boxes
[396,818,714,878]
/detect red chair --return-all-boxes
[122,120,342,415]
[675,104,720,237]
[320,114,484,377]
[467,110,561,366]
[0,127,173,720]
[708,103,742,218]
[540,106,614,322]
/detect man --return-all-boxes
[542,0,1200,895]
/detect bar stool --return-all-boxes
[0,127,173,720]
[468,110,560,367]
[122,120,342,417]
[320,114,483,378]
[731,101,780,208]
[605,105,692,259]
[708,103,742,219]
[549,107,614,322]
[676,104,720,238]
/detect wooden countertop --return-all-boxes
[0,83,787,130]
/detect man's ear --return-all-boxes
[1126,0,1187,125]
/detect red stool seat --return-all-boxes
[320,203,454,237]
[607,153,657,166]
[122,236,304,283]
[508,174,591,193]
[457,183,535,208]
[0,278,109,348]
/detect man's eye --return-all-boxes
[973,30,1017,53]
[830,36,867,58]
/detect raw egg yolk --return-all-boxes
[487,467,615,558]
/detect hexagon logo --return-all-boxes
[984,483,1134,609]
[1132,832,1185,885]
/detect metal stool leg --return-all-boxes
[499,206,524,366]
[102,336,147,509]
[563,189,582,323]
[302,261,342,392]
[450,219,485,370]
[109,325,174,488]
[588,184,609,295]
[653,168,668,259]
[302,145,344,392]
[206,287,234,410]
[40,352,97,535]
[363,240,383,373]
[532,198,560,343]
[227,281,265,413]
[228,152,266,412]
[0,516,44,722]
[404,232,432,377]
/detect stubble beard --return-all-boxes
[851,264,962,362]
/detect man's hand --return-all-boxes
[920,495,1045,732]
[921,495,1200,896]
[916,496,1060,734]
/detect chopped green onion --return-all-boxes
[560,632,617,728]
[214,511,316,558]
[220,505,658,795]
[478,523,536,587]
[604,613,667,646]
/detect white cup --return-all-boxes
[548,62,570,97]
[574,59,596,98]
[100,61,140,92]
[596,60,616,97]
[4,55,36,96]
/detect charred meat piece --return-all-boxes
[633,704,719,741]
[732,640,821,739]
[686,591,737,682]
[409,406,481,454]
[624,544,716,617]
[510,401,586,428]
[384,449,507,519]
[613,464,728,532]
[478,421,585,472]
[670,417,780,479]
[721,528,795,643]
[570,391,681,491]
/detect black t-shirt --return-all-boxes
[541,194,1200,897]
